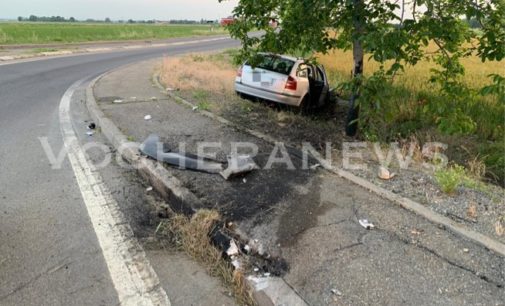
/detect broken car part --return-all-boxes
[139,134,258,179]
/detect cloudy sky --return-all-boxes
[0,0,240,20]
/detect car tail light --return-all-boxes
[237,66,243,77]
[285,76,297,91]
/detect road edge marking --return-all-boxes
[59,79,170,306]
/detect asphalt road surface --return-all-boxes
[0,37,239,305]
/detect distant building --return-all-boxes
[220,16,236,26]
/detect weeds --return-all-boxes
[197,101,211,111]
[159,210,255,306]
[435,164,487,194]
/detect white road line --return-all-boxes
[59,80,170,306]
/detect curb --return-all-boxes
[153,73,505,258]
[85,66,204,215]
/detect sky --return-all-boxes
[0,0,240,20]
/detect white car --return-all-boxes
[235,53,330,111]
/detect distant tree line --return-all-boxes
[17,15,218,25]
[18,15,76,22]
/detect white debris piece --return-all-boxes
[226,240,240,256]
[378,166,396,180]
[310,163,321,170]
[243,178,247,183]
[113,99,123,103]
[264,273,271,277]
[151,97,157,101]
[253,267,259,272]
[359,219,375,230]
[86,131,94,136]
[243,244,251,254]
[144,115,152,120]
[231,258,241,269]
[331,289,342,296]
[192,106,198,111]
[146,186,153,192]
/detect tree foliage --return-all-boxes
[222,0,505,135]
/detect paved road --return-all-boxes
[0,37,239,305]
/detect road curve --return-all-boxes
[0,36,239,305]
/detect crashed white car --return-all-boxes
[235,53,330,110]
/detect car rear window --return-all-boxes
[247,55,295,75]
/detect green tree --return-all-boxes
[223,0,505,136]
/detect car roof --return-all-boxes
[257,52,301,63]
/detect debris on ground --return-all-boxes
[220,155,259,180]
[359,219,375,230]
[86,131,94,136]
[113,99,123,103]
[466,202,478,220]
[226,240,240,256]
[378,166,396,180]
[151,97,157,101]
[146,186,153,192]
[87,123,96,130]
[140,134,224,174]
[495,220,504,236]
[310,164,321,170]
[140,134,258,180]
[411,229,423,235]
[331,289,343,296]
[144,115,152,120]
[192,106,199,111]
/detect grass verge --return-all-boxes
[161,49,504,186]
[0,23,227,45]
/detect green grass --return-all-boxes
[0,22,227,45]
[319,46,505,186]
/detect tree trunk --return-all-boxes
[346,0,365,137]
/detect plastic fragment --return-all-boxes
[359,219,375,230]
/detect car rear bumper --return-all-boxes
[235,82,302,106]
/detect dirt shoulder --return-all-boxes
[91,57,504,305]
